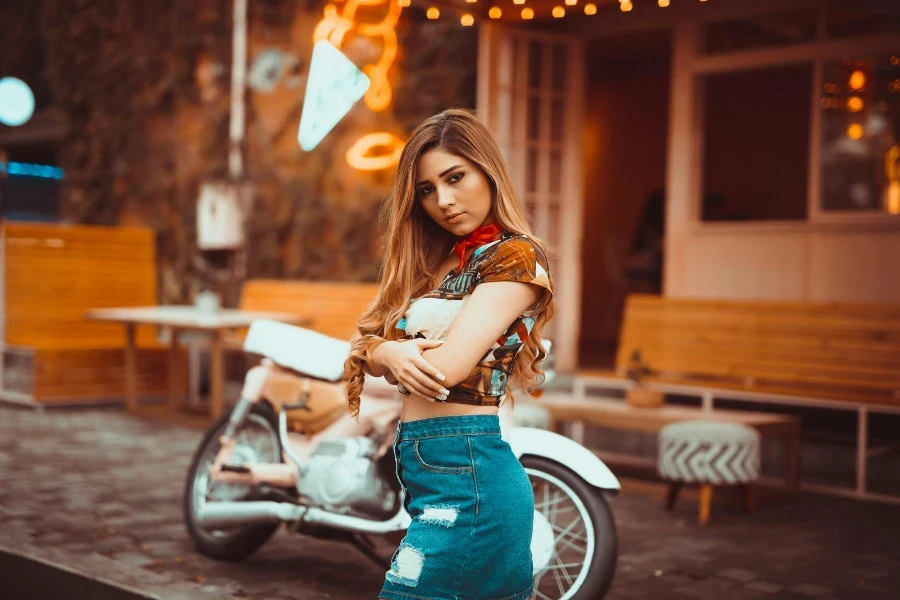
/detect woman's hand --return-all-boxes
[373,339,450,401]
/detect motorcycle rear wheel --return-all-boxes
[523,456,618,600]
[183,402,285,561]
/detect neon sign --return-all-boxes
[297,40,371,151]
[0,161,63,180]
[309,0,406,171]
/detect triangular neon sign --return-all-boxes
[298,41,371,151]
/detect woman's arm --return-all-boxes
[420,281,542,388]
[368,338,449,400]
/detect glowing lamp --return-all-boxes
[346,132,404,170]
[489,7,502,18]
[427,7,439,18]
[621,1,633,11]
[849,70,866,91]
[848,124,864,140]
[521,7,534,18]
[584,3,597,14]
[0,77,35,127]
[553,6,565,17]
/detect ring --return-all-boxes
[397,383,409,394]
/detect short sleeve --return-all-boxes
[478,236,553,314]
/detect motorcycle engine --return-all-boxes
[297,437,396,517]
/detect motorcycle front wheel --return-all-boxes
[523,456,619,600]
[183,402,285,561]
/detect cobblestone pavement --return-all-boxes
[1,405,898,600]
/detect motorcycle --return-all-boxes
[183,320,621,599]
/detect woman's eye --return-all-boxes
[419,186,434,196]
[448,172,463,183]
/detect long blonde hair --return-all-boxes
[342,109,554,415]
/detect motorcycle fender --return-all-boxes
[508,427,621,495]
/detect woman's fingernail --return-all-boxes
[441,388,451,395]
[436,373,446,381]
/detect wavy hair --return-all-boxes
[342,109,554,416]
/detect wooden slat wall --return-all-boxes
[239,279,380,341]
[614,295,900,406]
[2,222,168,402]
[3,222,160,348]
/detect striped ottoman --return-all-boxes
[658,420,761,525]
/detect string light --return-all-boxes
[489,7,502,18]
[466,0,477,3]
[565,0,577,5]
[659,0,670,6]
[521,7,534,19]
[847,97,864,112]
[553,6,565,17]
[848,124,864,140]
[584,3,597,14]
[620,1,633,12]
[398,0,410,6]
[513,0,525,4]
[461,13,475,25]
[849,70,866,91]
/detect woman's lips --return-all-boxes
[445,213,464,224]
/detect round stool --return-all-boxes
[658,420,761,524]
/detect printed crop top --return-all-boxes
[396,233,553,406]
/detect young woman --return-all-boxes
[343,109,554,600]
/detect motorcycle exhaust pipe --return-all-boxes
[197,501,308,531]
[197,501,410,534]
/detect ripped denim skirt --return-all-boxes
[380,415,534,600]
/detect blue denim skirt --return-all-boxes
[380,415,534,600]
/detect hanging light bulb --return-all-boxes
[848,124,864,140]
[584,3,597,14]
[466,0,477,3]
[513,0,526,4]
[565,0,577,5]
[461,13,475,25]
[426,6,439,18]
[553,6,565,17]
[620,1,633,12]
[489,7,502,18]
[521,7,534,19]
[659,0,670,6]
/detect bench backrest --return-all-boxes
[615,294,900,406]
[239,279,380,341]
[2,222,159,349]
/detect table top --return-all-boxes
[84,305,311,330]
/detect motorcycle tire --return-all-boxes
[522,456,619,600]
[183,402,284,561]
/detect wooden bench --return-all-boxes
[237,279,380,341]
[1,222,168,405]
[570,294,900,501]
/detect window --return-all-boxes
[703,8,817,54]
[701,64,812,222]
[820,54,900,214]
[825,0,900,39]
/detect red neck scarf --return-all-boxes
[453,223,502,271]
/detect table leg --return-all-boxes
[786,422,802,492]
[209,331,224,420]
[169,328,182,411]
[124,323,137,412]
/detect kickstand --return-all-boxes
[351,534,390,570]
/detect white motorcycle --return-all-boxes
[183,320,620,599]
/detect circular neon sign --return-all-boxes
[0,77,36,127]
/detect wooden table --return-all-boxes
[85,306,310,419]
[540,395,803,491]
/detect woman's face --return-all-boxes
[415,148,494,237]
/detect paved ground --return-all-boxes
[1,404,899,600]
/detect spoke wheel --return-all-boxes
[524,457,618,600]
[183,403,286,560]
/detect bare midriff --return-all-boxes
[400,394,499,422]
